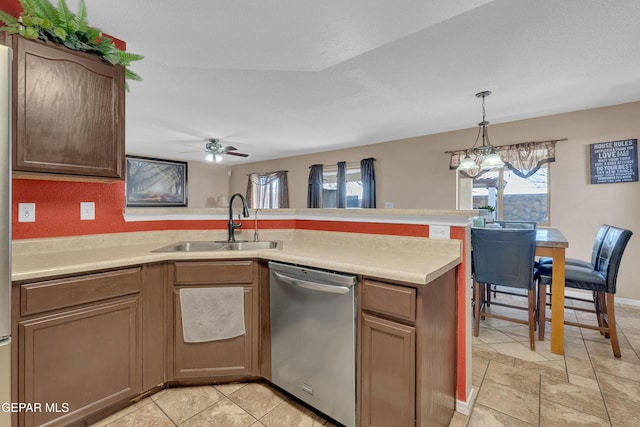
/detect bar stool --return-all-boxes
[472,227,538,350]
[538,225,632,357]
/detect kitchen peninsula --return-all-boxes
[11,209,473,427]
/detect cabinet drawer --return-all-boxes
[20,267,142,316]
[362,280,416,322]
[174,260,254,284]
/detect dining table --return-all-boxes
[535,227,569,355]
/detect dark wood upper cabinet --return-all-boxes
[3,34,125,179]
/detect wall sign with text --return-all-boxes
[589,138,638,184]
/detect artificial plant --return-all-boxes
[0,0,143,89]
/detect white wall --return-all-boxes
[187,161,231,208]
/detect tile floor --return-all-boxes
[90,294,640,427]
[450,292,640,427]
[90,381,336,426]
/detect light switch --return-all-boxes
[80,202,95,220]
[18,203,36,223]
[384,202,394,209]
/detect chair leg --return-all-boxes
[598,292,611,338]
[486,284,492,306]
[479,283,487,320]
[473,280,481,337]
[528,289,535,351]
[594,291,605,335]
[606,293,621,358]
[538,283,546,341]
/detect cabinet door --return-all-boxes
[11,35,125,178]
[361,313,416,427]
[172,284,258,379]
[18,297,142,427]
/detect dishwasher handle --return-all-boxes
[272,272,352,294]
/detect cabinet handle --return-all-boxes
[272,272,351,294]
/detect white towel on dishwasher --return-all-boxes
[179,287,245,342]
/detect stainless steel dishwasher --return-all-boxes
[269,261,357,427]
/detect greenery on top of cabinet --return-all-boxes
[0,0,143,89]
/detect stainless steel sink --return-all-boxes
[222,241,280,251]
[152,240,280,252]
[152,241,227,252]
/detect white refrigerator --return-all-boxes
[0,43,12,427]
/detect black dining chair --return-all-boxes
[472,227,538,350]
[538,224,610,270]
[538,225,632,357]
[485,221,538,306]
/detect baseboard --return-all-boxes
[612,296,640,308]
[564,289,640,308]
[455,386,476,416]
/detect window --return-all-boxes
[322,166,363,208]
[461,164,549,224]
[246,171,289,209]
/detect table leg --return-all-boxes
[550,247,565,355]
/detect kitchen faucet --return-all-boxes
[253,208,261,242]
[227,193,250,242]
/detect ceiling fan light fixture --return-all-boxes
[215,153,223,163]
[205,152,214,162]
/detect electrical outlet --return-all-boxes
[18,203,36,223]
[384,201,394,209]
[430,225,450,239]
[80,202,95,220]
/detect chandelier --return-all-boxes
[457,91,505,171]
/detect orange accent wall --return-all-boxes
[295,219,429,237]
[11,178,231,239]
[2,0,22,18]
[13,179,441,240]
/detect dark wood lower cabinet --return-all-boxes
[19,298,141,427]
[141,263,168,391]
[360,269,457,427]
[171,284,258,379]
[169,260,260,381]
[14,267,143,427]
[361,313,416,427]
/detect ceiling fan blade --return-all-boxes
[226,151,249,157]
[221,146,238,153]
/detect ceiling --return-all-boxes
[81,0,640,165]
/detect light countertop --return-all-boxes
[12,229,461,285]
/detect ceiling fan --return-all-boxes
[190,138,249,162]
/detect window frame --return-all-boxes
[322,164,363,209]
[458,164,551,225]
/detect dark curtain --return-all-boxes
[307,164,323,208]
[337,161,346,208]
[360,158,376,208]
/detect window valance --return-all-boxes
[246,170,289,208]
[449,139,565,178]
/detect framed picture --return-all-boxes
[125,156,188,207]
